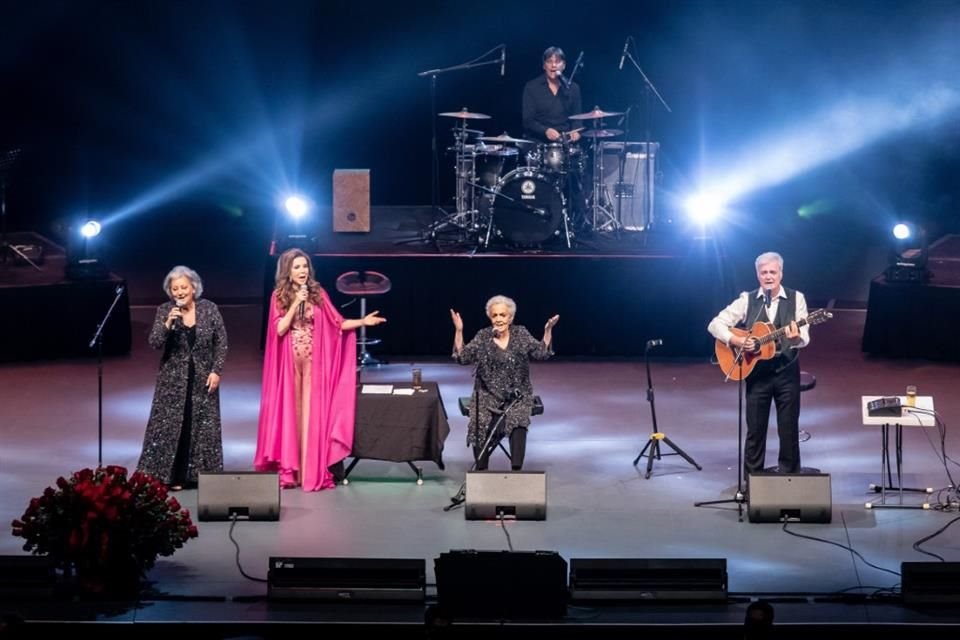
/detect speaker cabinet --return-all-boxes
[600,141,659,231]
[747,473,832,523]
[465,470,546,520]
[570,558,728,602]
[902,562,960,605]
[435,550,567,619]
[198,471,280,521]
[333,169,371,232]
[268,557,425,602]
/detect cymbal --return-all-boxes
[438,108,491,120]
[580,128,624,138]
[479,133,532,145]
[569,107,624,121]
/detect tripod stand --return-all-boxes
[633,339,701,478]
[444,392,522,512]
[89,284,126,467]
[694,302,769,521]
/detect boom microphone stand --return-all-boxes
[694,300,769,522]
[622,43,671,232]
[89,284,126,468]
[633,339,701,478]
[444,391,523,512]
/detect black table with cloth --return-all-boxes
[346,381,450,483]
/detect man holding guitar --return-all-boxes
[708,252,810,477]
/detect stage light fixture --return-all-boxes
[885,222,929,283]
[284,195,310,220]
[66,218,108,280]
[273,193,316,252]
[684,192,726,226]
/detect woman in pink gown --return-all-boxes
[254,248,386,490]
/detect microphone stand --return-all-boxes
[622,48,671,233]
[444,391,524,512]
[88,284,126,468]
[694,298,769,521]
[417,46,505,220]
[633,341,701,478]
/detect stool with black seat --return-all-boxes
[335,270,391,367]
[458,396,544,465]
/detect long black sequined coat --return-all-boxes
[454,325,553,445]
[137,298,228,484]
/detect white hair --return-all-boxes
[163,265,203,299]
[755,252,784,272]
[485,294,517,317]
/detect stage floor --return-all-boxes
[1,303,959,632]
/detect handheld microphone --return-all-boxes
[299,284,307,321]
[764,288,773,308]
[172,299,185,330]
[619,36,630,70]
[646,338,663,348]
[500,47,506,77]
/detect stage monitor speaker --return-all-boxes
[600,141,659,231]
[0,555,56,599]
[465,470,546,520]
[268,557,426,602]
[435,550,567,619]
[198,471,280,521]
[569,558,728,602]
[333,169,371,232]
[747,472,832,523]
[902,562,960,605]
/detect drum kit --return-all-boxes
[425,106,635,250]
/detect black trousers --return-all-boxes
[473,427,528,471]
[744,357,801,475]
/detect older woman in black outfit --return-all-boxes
[137,266,228,490]
[451,295,558,471]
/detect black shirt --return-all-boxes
[521,75,583,142]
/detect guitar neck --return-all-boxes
[756,317,809,345]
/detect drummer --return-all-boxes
[522,46,583,144]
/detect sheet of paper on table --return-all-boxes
[361,384,394,395]
[393,388,415,396]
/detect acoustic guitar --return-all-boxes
[715,308,833,381]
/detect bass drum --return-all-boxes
[492,168,566,245]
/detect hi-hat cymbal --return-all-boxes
[569,107,624,121]
[479,133,532,145]
[580,128,624,138]
[438,108,491,120]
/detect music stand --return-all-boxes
[444,392,523,512]
[633,340,701,478]
[0,148,41,271]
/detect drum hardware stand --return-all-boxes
[621,42,671,232]
[418,45,506,218]
[587,127,620,233]
[0,148,40,271]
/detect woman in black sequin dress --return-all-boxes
[137,266,228,490]
[451,295,558,470]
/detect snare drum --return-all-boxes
[532,142,581,174]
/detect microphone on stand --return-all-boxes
[646,338,663,349]
[500,46,506,77]
[619,36,630,70]
[299,284,307,321]
[557,72,570,89]
[764,289,773,308]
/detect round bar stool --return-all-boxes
[335,270,391,367]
